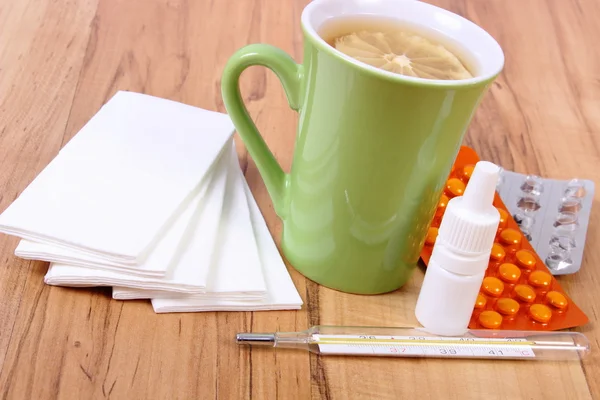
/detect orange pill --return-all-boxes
[515,250,537,269]
[500,228,522,246]
[479,310,503,329]
[475,293,487,309]
[529,304,552,323]
[435,194,449,217]
[445,178,465,197]
[482,277,504,297]
[528,270,552,288]
[490,243,506,262]
[460,164,475,182]
[425,227,438,246]
[498,263,521,283]
[496,298,520,316]
[497,208,508,229]
[514,284,536,303]
[546,291,568,310]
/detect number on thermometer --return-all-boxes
[439,349,458,355]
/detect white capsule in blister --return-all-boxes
[549,235,576,251]
[513,213,534,241]
[517,196,541,213]
[513,212,535,228]
[546,246,573,271]
[520,175,544,196]
[553,212,579,236]
[564,179,587,198]
[559,197,583,214]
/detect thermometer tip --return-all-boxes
[236,332,276,346]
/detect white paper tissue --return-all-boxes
[0,91,303,313]
[0,91,233,264]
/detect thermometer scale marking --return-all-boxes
[314,334,536,358]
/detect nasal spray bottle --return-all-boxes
[415,161,500,336]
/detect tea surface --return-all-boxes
[319,16,475,80]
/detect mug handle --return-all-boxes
[221,44,304,219]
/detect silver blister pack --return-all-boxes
[496,171,595,275]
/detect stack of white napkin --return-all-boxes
[0,91,303,313]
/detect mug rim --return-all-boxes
[301,0,505,88]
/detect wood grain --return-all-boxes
[0,0,598,399]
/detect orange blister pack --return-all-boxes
[420,146,589,331]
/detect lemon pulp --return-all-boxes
[334,31,473,80]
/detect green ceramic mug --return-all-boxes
[221,0,504,294]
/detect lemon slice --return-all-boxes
[334,30,473,80]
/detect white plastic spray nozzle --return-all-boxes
[461,161,500,212]
[436,160,501,258]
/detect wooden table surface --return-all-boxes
[1,0,599,398]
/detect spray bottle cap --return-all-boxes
[436,161,501,274]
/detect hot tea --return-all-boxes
[319,16,476,80]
